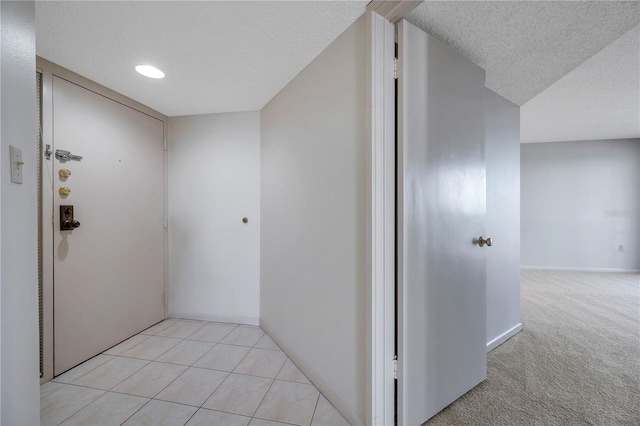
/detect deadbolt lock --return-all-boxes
[60,205,81,231]
[59,186,71,196]
[59,169,71,178]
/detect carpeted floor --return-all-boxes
[427,270,640,425]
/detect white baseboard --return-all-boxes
[486,323,522,353]
[168,311,259,326]
[521,266,640,273]
[260,319,362,426]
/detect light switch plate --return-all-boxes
[10,145,23,184]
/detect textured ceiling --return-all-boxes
[36,1,367,117]
[406,1,640,106]
[521,24,640,144]
[35,1,640,142]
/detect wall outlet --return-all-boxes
[618,244,624,252]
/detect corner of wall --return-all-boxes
[1,1,40,424]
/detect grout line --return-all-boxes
[184,322,239,341]
[163,321,208,340]
[112,359,153,388]
[68,358,152,392]
[310,392,321,425]
[103,333,151,356]
[119,335,184,362]
[50,353,115,384]
[248,349,288,419]
[51,387,106,426]
[118,395,154,425]
[182,406,200,425]
[250,415,302,426]
[149,367,230,408]
[250,377,277,419]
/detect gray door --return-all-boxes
[397,20,488,425]
[53,76,165,375]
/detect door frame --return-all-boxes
[365,8,398,426]
[38,58,169,383]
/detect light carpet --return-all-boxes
[427,270,640,425]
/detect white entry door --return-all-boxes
[52,76,165,375]
[397,20,488,425]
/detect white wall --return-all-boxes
[0,1,41,424]
[260,16,366,425]
[485,89,522,351]
[169,112,260,324]
[521,139,640,271]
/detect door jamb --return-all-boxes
[365,10,397,426]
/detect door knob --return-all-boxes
[478,236,492,247]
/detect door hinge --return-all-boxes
[163,137,168,151]
[163,216,168,229]
[164,292,168,306]
[393,355,398,380]
[393,57,398,80]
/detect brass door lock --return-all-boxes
[60,205,81,231]
[59,186,71,196]
[59,169,71,178]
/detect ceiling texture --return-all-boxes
[406,1,640,106]
[36,1,368,116]
[521,24,639,143]
[37,1,639,142]
[405,1,640,143]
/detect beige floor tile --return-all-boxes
[59,392,148,426]
[187,323,238,343]
[156,340,214,366]
[311,395,349,426]
[112,362,187,398]
[276,359,310,384]
[104,334,150,356]
[40,381,67,399]
[254,334,281,351]
[73,357,149,390]
[140,319,180,335]
[41,384,105,426]
[186,408,251,426]
[157,320,206,339]
[255,381,319,425]
[194,344,251,372]
[220,326,264,347]
[203,373,273,417]
[249,419,295,426]
[155,367,228,407]
[121,336,182,360]
[52,354,114,384]
[233,348,287,379]
[123,399,197,426]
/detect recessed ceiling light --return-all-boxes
[135,65,165,79]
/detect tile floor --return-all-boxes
[41,319,350,426]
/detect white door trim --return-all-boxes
[365,10,397,426]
